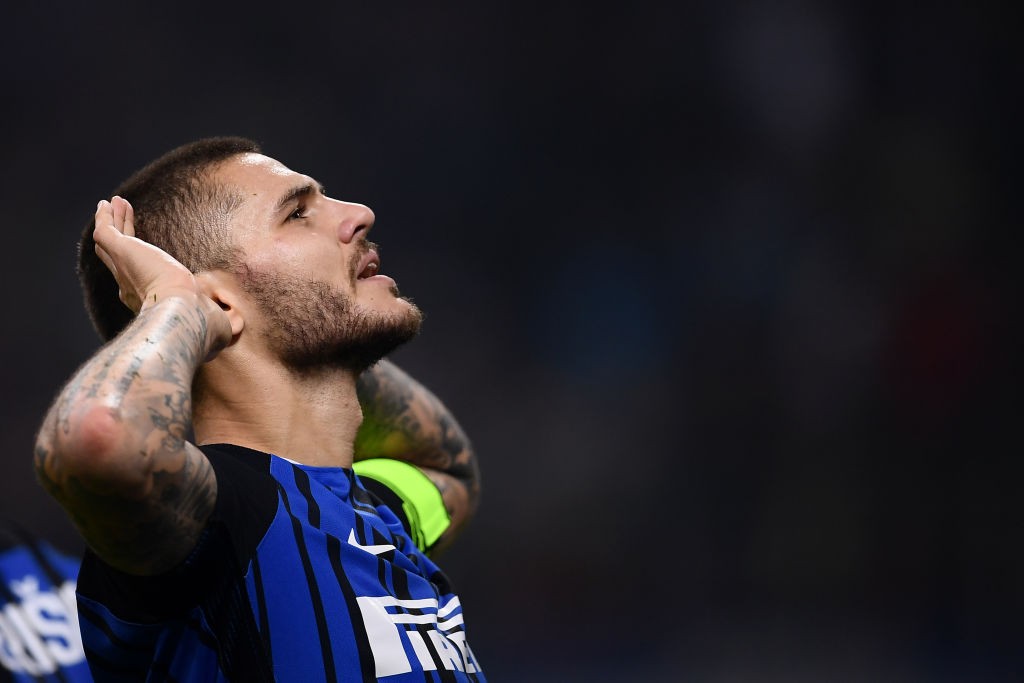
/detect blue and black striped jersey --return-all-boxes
[75,444,485,682]
[1,523,92,682]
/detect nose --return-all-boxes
[335,201,375,243]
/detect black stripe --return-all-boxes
[357,475,415,539]
[413,629,439,683]
[392,563,410,602]
[251,553,272,669]
[362,516,393,593]
[372,521,411,603]
[75,601,154,654]
[416,626,453,682]
[377,551,389,593]
[436,641,462,683]
[326,535,376,681]
[348,469,380,513]
[429,569,454,596]
[294,467,321,529]
[281,470,336,682]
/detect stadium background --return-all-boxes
[0,2,1017,680]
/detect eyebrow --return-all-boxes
[274,181,326,213]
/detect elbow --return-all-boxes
[38,403,145,493]
[72,404,130,463]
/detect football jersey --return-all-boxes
[0,523,92,682]
[76,444,485,682]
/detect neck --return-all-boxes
[192,352,362,468]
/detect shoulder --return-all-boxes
[352,459,451,555]
[200,443,283,566]
[200,445,279,515]
[77,445,283,621]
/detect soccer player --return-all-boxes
[33,138,485,681]
[0,522,92,681]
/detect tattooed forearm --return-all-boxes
[355,361,477,474]
[34,296,217,574]
[355,360,481,549]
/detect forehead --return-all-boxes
[215,152,304,192]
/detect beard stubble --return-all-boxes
[238,265,423,373]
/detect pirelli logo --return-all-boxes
[356,595,482,677]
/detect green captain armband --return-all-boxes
[352,459,451,552]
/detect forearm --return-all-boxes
[354,360,480,549]
[34,296,216,573]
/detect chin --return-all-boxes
[336,316,422,372]
[361,288,413,311]
[290,301,423,373]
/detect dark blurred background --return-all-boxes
[1,1,1018,680]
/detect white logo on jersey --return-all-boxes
[0,576,85,675]
[356,595,482,677]
[347,529,397,556]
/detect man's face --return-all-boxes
[213,153,422,371]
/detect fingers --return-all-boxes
[93,196,137,256]
[93,199,141,312]
[93,223,127,304]
[94,199,113,235]
[123,199,136,237]
[94,199,118,251]
[93,201,121,256]
[110,196,134,236]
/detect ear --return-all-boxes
[195,271,245,341]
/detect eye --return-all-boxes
[288,204,308,221]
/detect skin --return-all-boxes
[355,361,480,557]
[35,154,479,574]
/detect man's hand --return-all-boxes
[33,197,229,574]
[93,196,232,358]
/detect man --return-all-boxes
[0,522,91,681]
[33,138,485,681]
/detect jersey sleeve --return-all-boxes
[76,444,279,624]
[352,458,450,554]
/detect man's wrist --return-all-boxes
[137,287,203,313]
[138,292,231,358]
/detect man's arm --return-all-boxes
[34,198,231,575]
[354,360,480,556]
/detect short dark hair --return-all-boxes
[78,136,261,341]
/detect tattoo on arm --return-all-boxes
[35,300,217,574]
[355,361,481,549]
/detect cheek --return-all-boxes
[247,239,318,273]
[244,239,347,287]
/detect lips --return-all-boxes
[355,248,381,279]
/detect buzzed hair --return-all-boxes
[78,136,261,341]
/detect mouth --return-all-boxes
[355,248,381,280]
